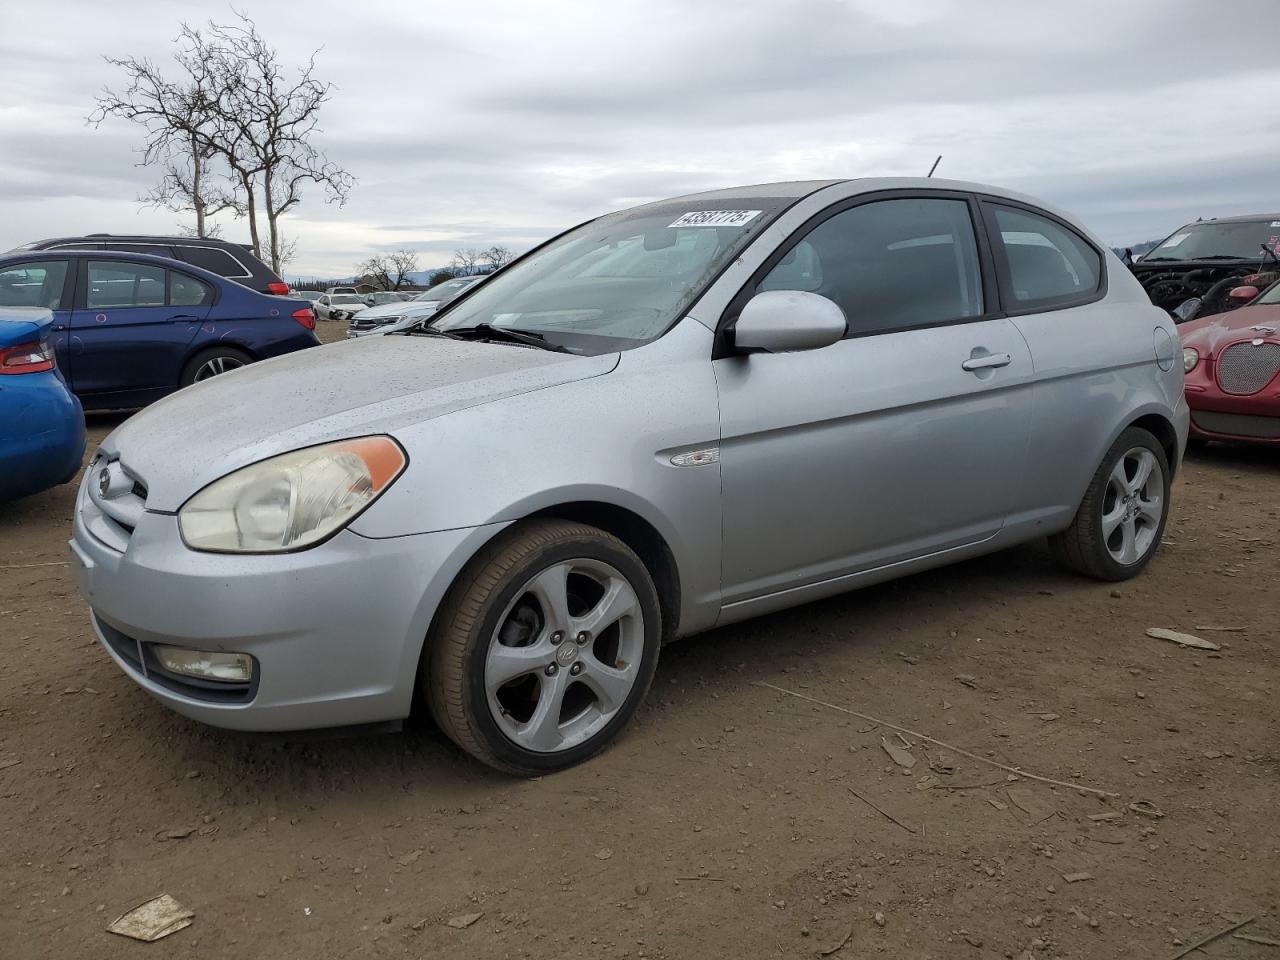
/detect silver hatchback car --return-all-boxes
[71,179,1188,774]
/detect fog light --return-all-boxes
[152,645,254,683]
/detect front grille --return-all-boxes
[1192,411,1280,439]
[94,613,258,704]
[79,457,148,552]
[1217,341,1280,395]
[349,315,397,332]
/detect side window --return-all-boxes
[757,198,983,336]
[86,261,167,309]
[988,204,1101,306]
[170,272,214,307]
[0,260,69,309]
[178,246,250,278]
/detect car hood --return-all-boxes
[102,335,619,510]
[1179,303,1280,358]
[356,301,436,320]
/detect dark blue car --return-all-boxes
[0,307,86,502]
[0,250,319,411]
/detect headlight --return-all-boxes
[1182,347,1199,373]
[178,436,406,553]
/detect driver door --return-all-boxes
[715,194,1035,606]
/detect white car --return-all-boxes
[347,276,485,337]
[314,293,369,322]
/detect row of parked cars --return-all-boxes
[4,181,1279,778]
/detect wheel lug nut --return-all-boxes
[545,664,558,677]
[570,663,583,676]
[550,631,564,646]
[576,631,590,645]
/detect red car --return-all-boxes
[1180,281,1280,445]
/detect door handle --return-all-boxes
[962,352,1012,372]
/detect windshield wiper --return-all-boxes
[1192,255,1250,261]
[443,323,570,353]
[393,325,462,339]
[1138,256,1178,262]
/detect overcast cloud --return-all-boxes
[2,0,1277,277]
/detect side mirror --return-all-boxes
[734,290,846,353]
[1228,285,1259,304]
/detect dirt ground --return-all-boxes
[2,321,1277,958]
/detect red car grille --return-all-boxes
[1217,341,1280,395]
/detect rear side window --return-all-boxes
[0,260,69,309]
[756,197,984,336]
[170,272,215,307]
[177,246,251,278]
[987,204,1101,307]
[86,261,167,308]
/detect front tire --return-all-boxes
[424,520,661,775]
[1049,427,1171,581]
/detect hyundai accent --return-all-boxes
[71,178,1188,774]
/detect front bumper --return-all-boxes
[69,482,506,731]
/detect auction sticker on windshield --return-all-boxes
[1160,233,1190,248]
[669,210,762,228]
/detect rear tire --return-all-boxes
[1049,427,1170,581]
[424,519,661,776]
[180,346,253,387]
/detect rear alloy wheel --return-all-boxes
[425,520,661,775]
[1050,427,1171,581]
[181,347,251,387]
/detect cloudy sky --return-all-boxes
[2,0,1277,278]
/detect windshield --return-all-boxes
[332,295,363,304]
[367,292,401,304]
[429,201,789,353]
[1142,219,1280,262]
[1257,280,1280,305]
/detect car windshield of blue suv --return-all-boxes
[427,200,790,353]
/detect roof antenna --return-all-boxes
[926,155,942,178]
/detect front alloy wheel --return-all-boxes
[425,520,661,774]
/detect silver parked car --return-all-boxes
[347,276,486,338]
[71,179,1188,775]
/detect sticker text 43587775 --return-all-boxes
[668,210,762,228]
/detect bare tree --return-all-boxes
[355,250,420,290]
[206,13,353,273]
[451,248,483,275]
[480,245,514,271]
[90,44,230,238]
[142,135,238,234]
[91,13,353,269]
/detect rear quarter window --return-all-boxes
[986,204,1102,309]
[177,246,252,278]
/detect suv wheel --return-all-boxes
[424,520,661,775]
[181,346,252,386]
[1050,427,1170,581]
